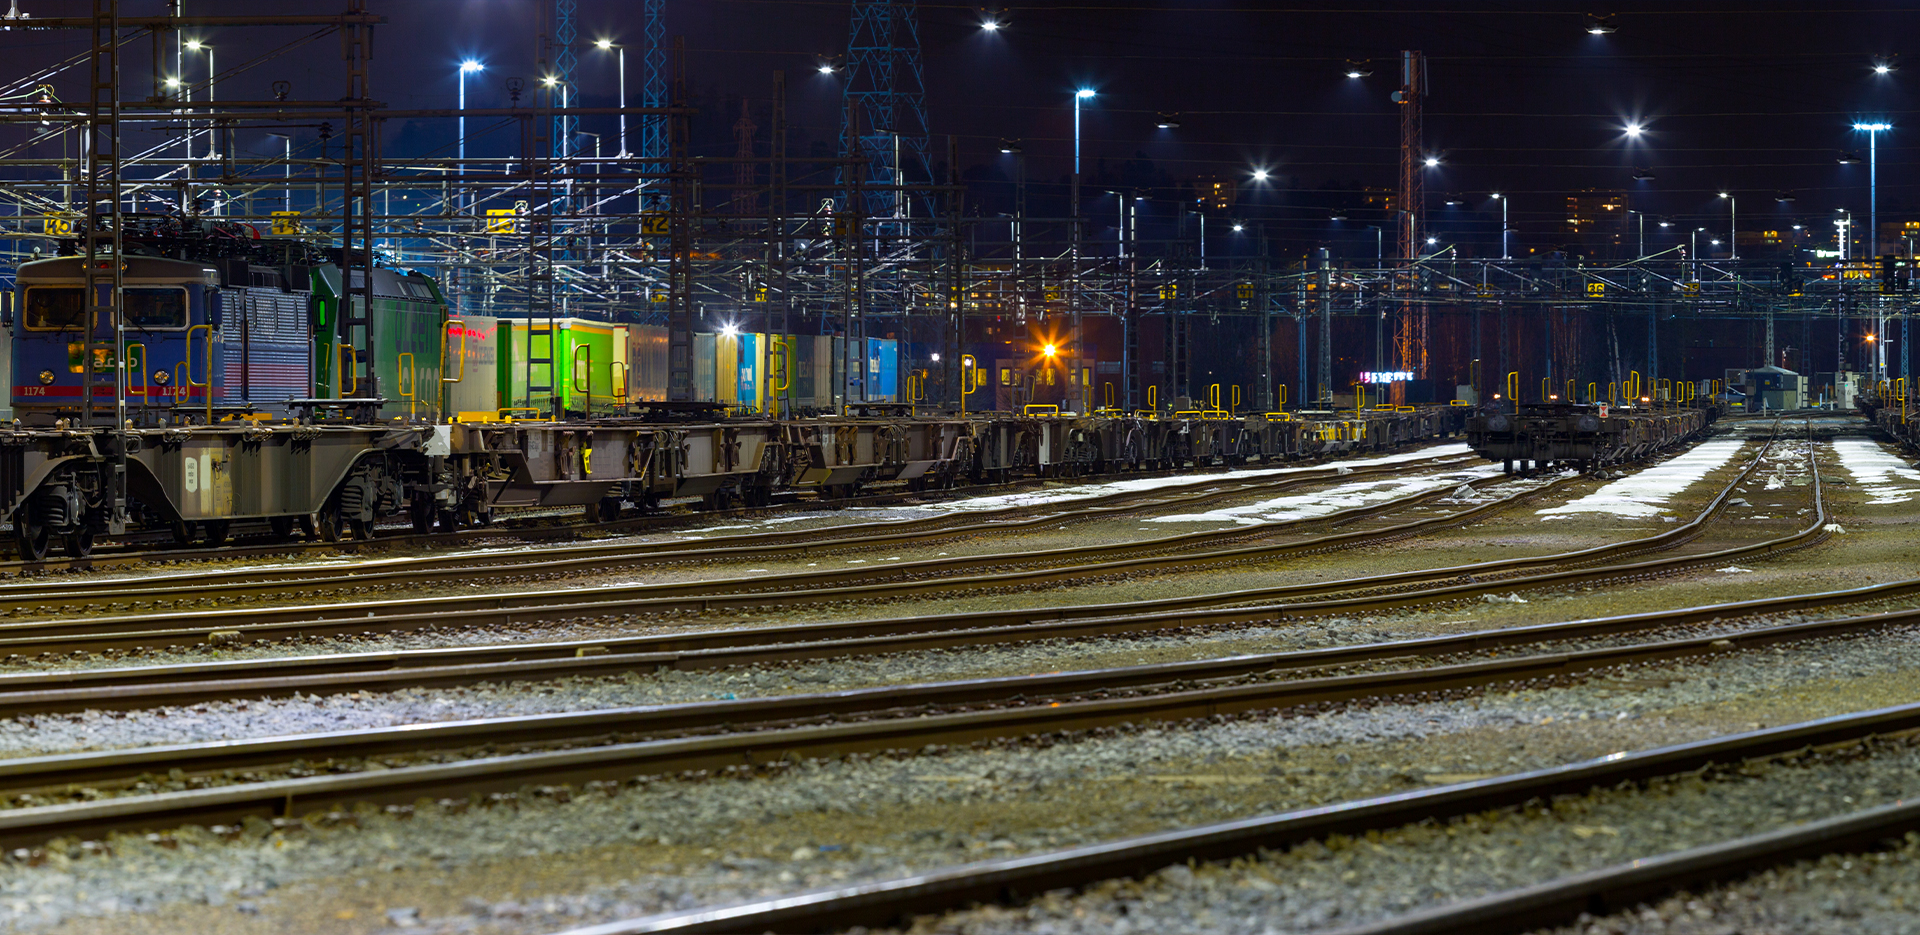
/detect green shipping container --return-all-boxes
[497,318,631,417]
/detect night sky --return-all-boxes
[5,1,1914,258]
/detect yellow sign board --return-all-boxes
[484,209,518,234]
[43,212,75,238]
[640,212,670,237]
[269,211,302,236]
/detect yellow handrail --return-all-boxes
[441,319,466,384]
[1506,372,1519,409]
[1230,385,1241,414]
[960,354,979,419]
[571,344,593,414]
[337,342,359,398]
[1147,385,1158,412]
[186,324,212,424]
[771,337,793,393]
[398,352,417,420]
[612,361,630,400]
[125,342,147,408]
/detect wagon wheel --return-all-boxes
[312,506,346,543]
[62,527,93,558]
[13,521,47,562]
[201,520,230,548]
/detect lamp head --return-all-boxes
[1075,88,1096,99]
[186,39,203,51]
[1855,122,1892,132]
[1423,156,1440,168]
[595,39,613,50]
[461,59,484,73]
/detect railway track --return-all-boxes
[0,423,1885,935]
[0,453,1484,610]
[0,432,1846,844]
[0,446,1469,577]
[0,432,1798,661]
[555,700,1920,935]
[0,494,1873,867]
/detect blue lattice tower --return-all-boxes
[640,0,668,208]
[552,0,578,160]
[840,0,931,221]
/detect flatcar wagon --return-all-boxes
[0,222,1475,560]
[1465,401,1717,473]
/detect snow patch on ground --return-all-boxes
[883,443,1474,515]
[1144,465,1506,526]
[1832,438,1920,504]
[1534,439,1747,518]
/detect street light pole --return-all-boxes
[1719,192,1736,260]
[1856,123,1890,260]
[1071,88,1094,380]
[459,60,483,207]
[596,40,627,157]
[1491,193,1508,259]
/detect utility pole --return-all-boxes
[1391,50,1426,405]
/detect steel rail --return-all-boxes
[0,577,1912,802]
[0,435,1790,655]
[0,446,1466,576]
[0,429,1833,710]
[0,582,1893,896]
[0,456,1481,606]
[1328,797,1920,934]
[556,701,1920,934]
[0,470,1556,646]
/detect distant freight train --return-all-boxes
[0,220,1467,560]
[1465,400,1720,472]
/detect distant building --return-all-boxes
[1187,176,1238,211]
[1564,189,1628,254]
[1880,219,1920,255]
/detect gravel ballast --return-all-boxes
[10,624,1920,933]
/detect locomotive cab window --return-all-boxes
[23,287,85,331]
[124,288,188,329]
